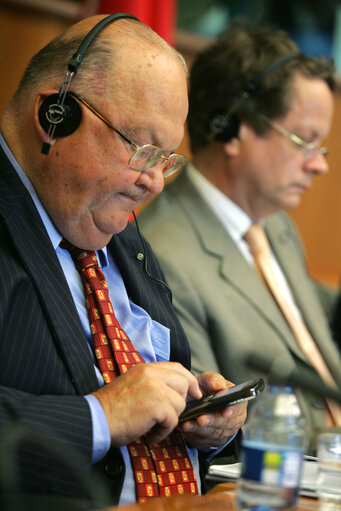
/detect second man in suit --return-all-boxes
[139,24,341,451]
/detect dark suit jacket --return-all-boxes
[0,147,226,508]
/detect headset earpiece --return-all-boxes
[210,111,240,142]
[39,93,82,137]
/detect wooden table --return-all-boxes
[209,482,318,510]
[110,483,318,510]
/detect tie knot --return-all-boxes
[59,238,98,270]
[244,223,270,256]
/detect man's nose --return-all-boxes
[304,150,329,176]
[135,163,165,195]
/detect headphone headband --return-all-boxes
[208,51,302,143]
[244,51,301,96]
[68,13,140,74]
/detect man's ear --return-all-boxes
[33,90,59,142]
[223,136,241,157]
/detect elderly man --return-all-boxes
[0,14,246,508]
[139,24,341,452]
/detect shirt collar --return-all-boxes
[186,162,253,242]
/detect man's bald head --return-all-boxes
[12,15,187,107]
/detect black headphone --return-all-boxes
[208,51,301,143]
[39,12,140,155]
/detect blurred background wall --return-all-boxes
[0,0,340,286]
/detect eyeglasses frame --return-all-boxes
[68,92,186,176]
[259,114,329,158]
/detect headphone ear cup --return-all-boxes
[38,93,82,137]
[213,113,240,142]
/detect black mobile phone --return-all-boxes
[179,377,265,422]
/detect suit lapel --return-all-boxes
[107,222,191,368]
[266,214,341,383]
[0,149,98,394]
[170,169,307,360]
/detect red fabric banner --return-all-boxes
[97,0,176,45]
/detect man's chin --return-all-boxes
[87,216,131,249]
[105,215,131,236]
[285,193,303,208]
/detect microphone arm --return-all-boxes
[245,353,341,405]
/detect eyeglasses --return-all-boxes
[69,92,186,178]
[259,115,329,159]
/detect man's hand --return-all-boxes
[178,372,247,450]
[92,362,202,446]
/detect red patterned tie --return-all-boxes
[60,239,198,502]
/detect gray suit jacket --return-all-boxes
[139,166,341,443]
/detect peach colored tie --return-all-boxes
[244,223,341,426]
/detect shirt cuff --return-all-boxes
[84,394,111,463]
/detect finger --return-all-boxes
[196,401,247,428]
[165,362,203,399]
[146,362,202,400]
[155,383,189,417]
[181,404,246,435]
[145,407,180,444]
[145,421,176,445]
[154,366,202,402]
[197,372,232,394]
[142,383,193,444]
[181,415,243,442]
[179,400,247,449]
[220,400,248,420]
